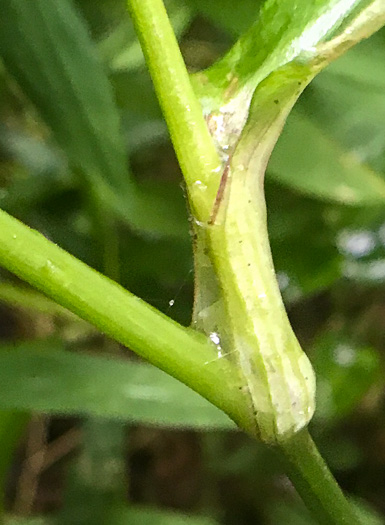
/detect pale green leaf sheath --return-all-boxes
[193,0,385,443]
[197,68,316,443]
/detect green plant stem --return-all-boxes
[126,0,221,222]
[0,207,251,433]
[279,430,363,525]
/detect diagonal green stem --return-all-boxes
[0,207,251,434]
[279,430,362,525]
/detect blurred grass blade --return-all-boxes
[0,344,234,430]
[100,0,193,72]
[0,0,186,237]
[58,419,127,525]
[0,0,132,199]
[269,107,385,204]
[5,508,218,525]
[5,519,53,525]
[185,0,262,36]
[312,332,382,425]
[0,411,29,516]
[268,499,384,525]
[108,506,219,525]
[0,282,81,320]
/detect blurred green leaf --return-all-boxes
[0,0,187,238]
[0,126,65,176]
[113,68,166,151]
[5,519,53,525]
[0,124,72,216]
[304,30,385,173]
[312,332,382,424]
[6,507,218,525]
[268,500,314,525]
[267,182,385,298]
[268,499,384,525]
[108,506,219,525]
[0,0,132,200]
[0,411,29,513]
[268,108,385,205]
[58,419,127,525]
[186,0,261,36]
[0,344,234,430]
[334,211,385,285]
[99,0,193,72]
[75,0,194,73]
[269,31,385,205]
[267,183,342,298]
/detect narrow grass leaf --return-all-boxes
[0,345,234,430]
[268,108,385,204]
[0,0,133,199]
[108,506,219,525]
[0,0,187,237]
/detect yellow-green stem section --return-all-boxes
[280,430,363,524]
[203,69,317,443]
[126,0,221,222]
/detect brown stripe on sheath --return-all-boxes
[209,162,230,225]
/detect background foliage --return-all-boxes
[0,0,384,523]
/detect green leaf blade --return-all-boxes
[0,0,190,237]
[269,108,385,204]
[0,343,235,430]
[0,0,132,196]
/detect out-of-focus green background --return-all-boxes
[0,1,385,523]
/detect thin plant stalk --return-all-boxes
[126,0,221,223]
[279,430,361,525]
